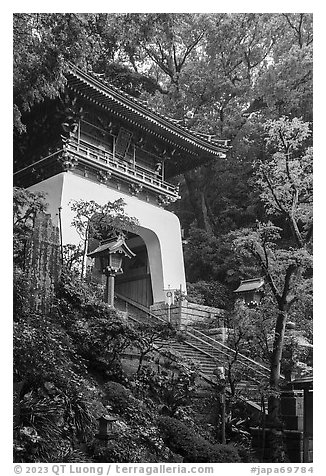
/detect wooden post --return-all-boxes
[179,284,183,329]
[133,145,136,169]
[221,390,226,444]
[58,206,64,266]
[167,303,171,323]
[78,119,81,146]
[81,220,90,280]
[109,275,115,307]
[105,274,115,307]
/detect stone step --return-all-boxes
[118,298,267,411]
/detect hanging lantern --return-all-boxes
[87,235,135,306]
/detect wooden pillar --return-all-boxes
[105,274,115,307]
[133,145,136,169]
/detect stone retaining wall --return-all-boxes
[150,300,225,328]
[25,212,61,314]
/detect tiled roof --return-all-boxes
[234,278,265,293]
[66,64,230,160]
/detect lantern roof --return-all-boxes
[234,277,265,293]
[97,414,117,422]
[87,235,135,259]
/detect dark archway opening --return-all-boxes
[115,234,153,307]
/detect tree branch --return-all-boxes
[249,243,281,302]
[261,169,287,214]
[178,31,205,71]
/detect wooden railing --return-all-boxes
[67,137,180,199]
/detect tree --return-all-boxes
[223,300,272,398]
[13,13,118,133]
[233,116,312,461]
[69,198,138,278]
[14,14,312,240]
[134,322,175,374]
[257,117,312,247]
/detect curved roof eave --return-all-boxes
[66,65,230,159]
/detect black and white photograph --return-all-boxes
[11,8,314,471]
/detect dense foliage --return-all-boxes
[158,416,241,463]
[13,13,313,463]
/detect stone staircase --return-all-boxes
[155,334,268,408]
[115,294,278,412]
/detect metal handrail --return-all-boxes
[187,329,270,380]
[115,293,167,325]
[115,293,268,412]
[190,328,285,381]
[115,294,274,379]
[189,328,274,378]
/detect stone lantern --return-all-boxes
[234,277,265,307]
[87,235,135,307]
[95,415,117,440]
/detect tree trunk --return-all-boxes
[81,220,90,280]
[137,352,145,374]
[270,308,287,397]
[267,306,288,462]
[184,170,214,233]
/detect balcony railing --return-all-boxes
[67,137,180,199]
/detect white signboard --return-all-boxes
[163,288,175,306]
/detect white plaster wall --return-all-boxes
[29,172,186,302]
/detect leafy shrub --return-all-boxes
[53,271,138,378]
[54,270,103,314]
[158,416,241,463]
[91,431,173,463]
[103,381,133,413]
[14,382,97,463]
[13,267,135,462]
[92,438,135,463]
[135,357,198,417]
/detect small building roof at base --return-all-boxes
[234,277,265,293]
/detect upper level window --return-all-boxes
[80,120,113,152]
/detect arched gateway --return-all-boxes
[14,65,229,308]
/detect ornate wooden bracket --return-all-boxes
[129,183,143,196]
[97,170,112,183]
[158,194,175,206]
[58,150,78,171]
